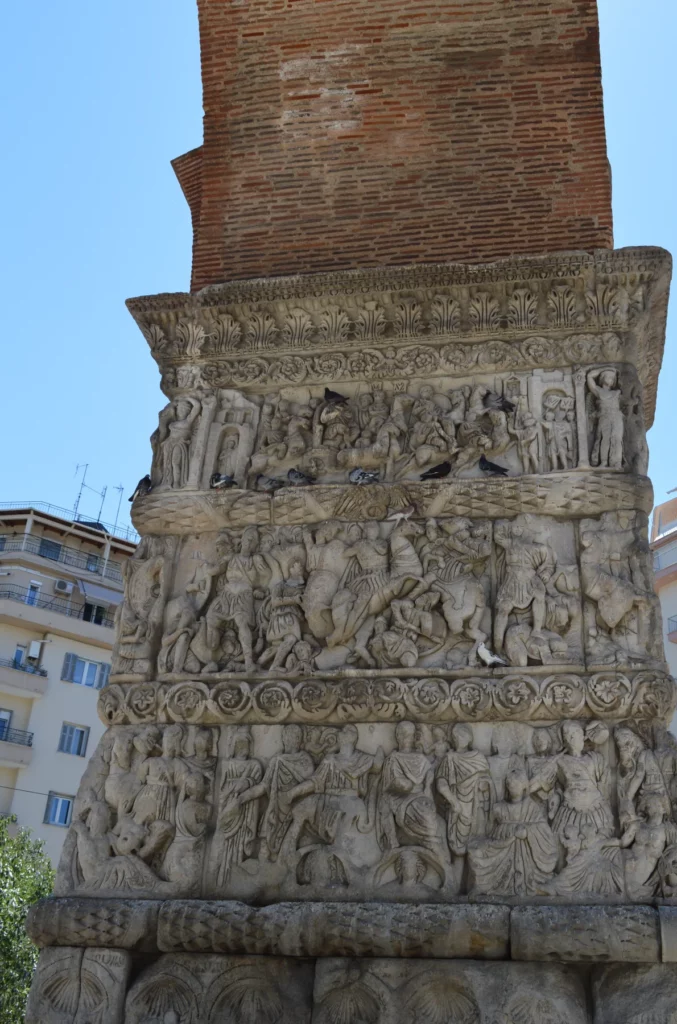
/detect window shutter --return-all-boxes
[96,663,110,689]
[61,653,76,681]
[43,793,55,824]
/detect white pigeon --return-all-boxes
[476,641,507,668]
[386,504,416,524]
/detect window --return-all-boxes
[38,538,62,561]
[85,553,99,573]
[83,602,107,625]
[13,644,26,668]
[58,723,89,757]
[44,793,74,827]
[61,653,110,689]
[0,536,5,552]
[0,709,12,738]
[26,583,40,606]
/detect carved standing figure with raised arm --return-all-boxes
[587,367,624,470]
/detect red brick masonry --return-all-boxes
[176,0,613,290]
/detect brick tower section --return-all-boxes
[175,0,613,290]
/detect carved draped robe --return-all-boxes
[214,757,263,888]
[437,749,492,856]
[378,751,442,854]
[468,795,559,897]
[259,751,315,857]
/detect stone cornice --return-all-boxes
[127,247,671,425]
[130,471,653,534]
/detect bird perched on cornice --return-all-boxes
[386,504,415,524]
[255,474,285,492]
[483,391,515,414]
[476,641,507,668]
[324,386,349,405]
[128,475,152,502]
[349,468,380,485]
[479,454,509,476]
[420,460,452,481]
[288,467,315,486]
[210,473,237,489]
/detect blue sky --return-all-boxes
[0,1,674,535]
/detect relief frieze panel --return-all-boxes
[53,719,677,905]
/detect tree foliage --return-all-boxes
[0,816,54,1024]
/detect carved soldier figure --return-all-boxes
[436,724,492,888]
[302,521,351,640]
[157,395,202,488]
[494,517,555,656]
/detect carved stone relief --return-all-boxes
[52,720,677,904]
[25,946,131,1024]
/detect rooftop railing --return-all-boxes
[0,584,115,629]
[0,726,34,748]
[0,533,124,584]
[0,501,138,544]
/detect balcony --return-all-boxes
[668,617,677,644]
[0,533,124,584]
[0,584,115,649]
[0,727,34,768]
[0,657,48,698]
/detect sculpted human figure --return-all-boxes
[533,721,614,843]
[621,793,677,900]
[615,727,668,830]
[104,733,139,818]
[436,724,492,888]
[587,367,624,469]
[468,771,559,897]
[509,409,539,474]
[327,520,423,664]
[377,721,449,868]
[493,517,555,655]
[279,725,384,865]
[162,772,211,889]
[580,512,654,661]
[72,801,114,885]
[212,727,263,888]
[158,560,214,674]
[132,725,186,830]
[302,522,350,640]
[488,729,525,803]
[205,527,268,672]
[234,725,314,861]
[259,557,306,670]
[551,821,624,897]
[113,537,168,676]
[157,395,202,488]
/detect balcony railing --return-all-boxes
[0,501,138,544]
[0,584,115,629]
[0,656,47,677]
[0,533,124,583]
[0,726,34,747]
[668,617,677,637]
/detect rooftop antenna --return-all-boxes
[112,484,124,535]
[73,463,108,524]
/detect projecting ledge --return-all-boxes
[26,898,677,963]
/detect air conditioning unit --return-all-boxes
[54,579,73,595]
[28,640,42,660]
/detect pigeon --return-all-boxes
[255,474,285,493]
[210,473,237,490]
[349,468,380,485]
[420,460,452,481]
[386,504,415,524]
[483,391,515,414]
[287,468,315,487]
[324,386,349,405]
[479,454,509,476]
[476,641,507,668]
[128,475,152,502]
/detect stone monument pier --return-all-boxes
[25,1,677,1021]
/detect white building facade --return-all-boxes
[0,502,136,864]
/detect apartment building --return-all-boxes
[0,502,136,864]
